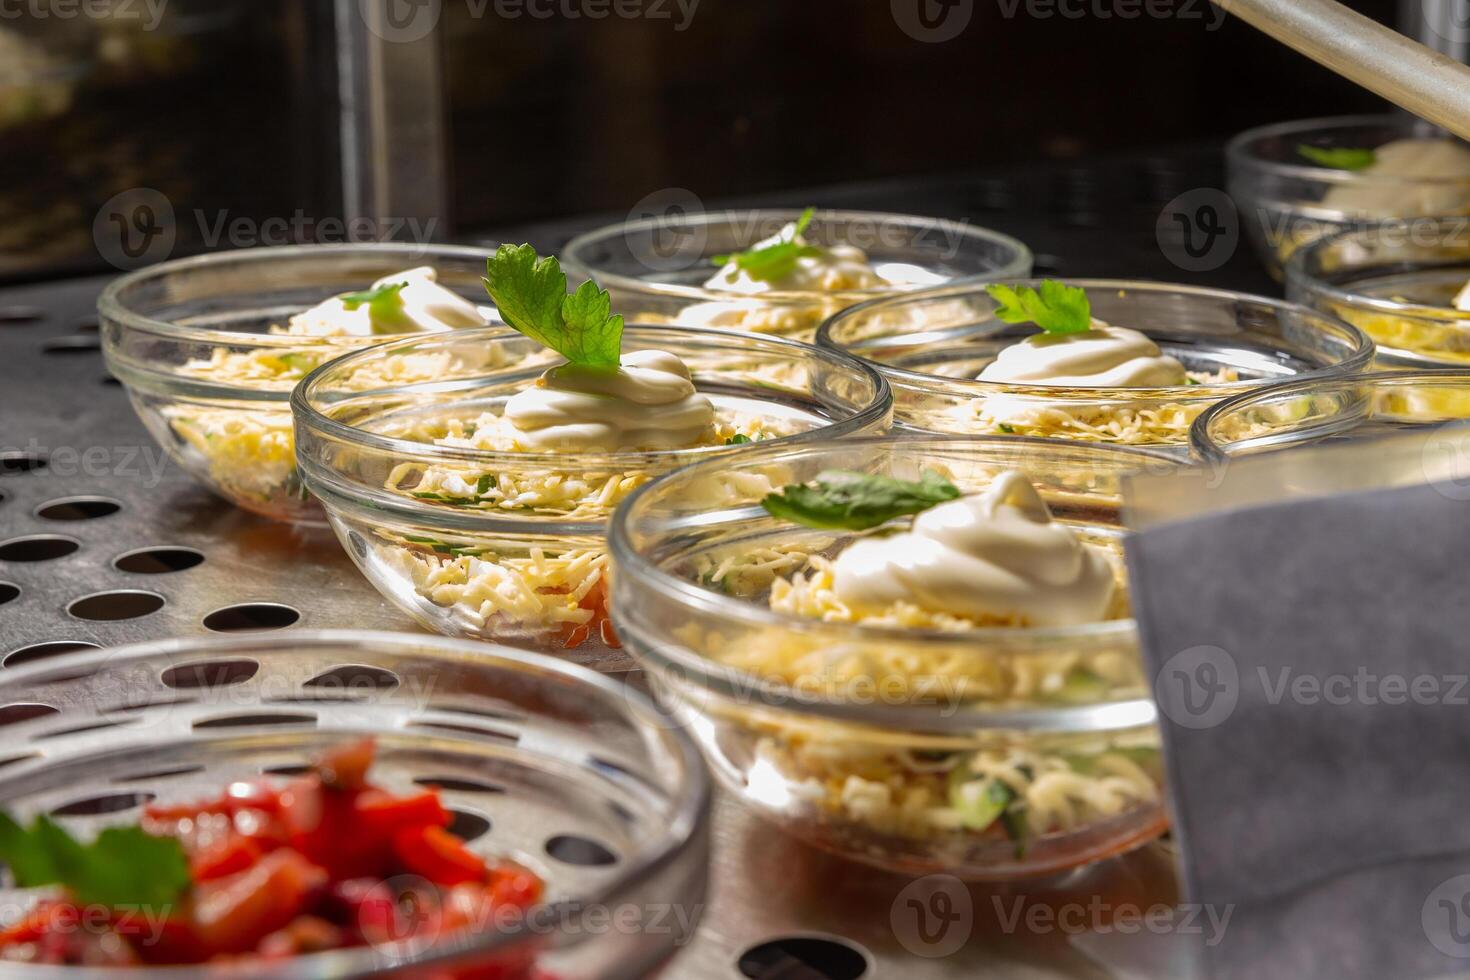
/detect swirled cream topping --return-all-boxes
[503,349,715,451]
[831,471,1115,627]
[290,266,491,337]
[978,321,1187,387]
[1321,138,1470,215]
[704,223,888,294]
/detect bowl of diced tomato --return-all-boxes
[0,631,710,978]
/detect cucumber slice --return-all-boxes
[948,767,1015,832]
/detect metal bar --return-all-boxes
[1216,0,1470,140]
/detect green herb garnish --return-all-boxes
[0,813,190,909]
[1298,145,1377,171]
[725,433,753,445]
[761,469,961,531]
[340,281,407,316]
[1185,376,1200,386]
[997,423,1016,434]
[484,244,622,368]
[985,281,1092,335]
[711,207,823,283]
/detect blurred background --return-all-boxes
[0,0,1406,284]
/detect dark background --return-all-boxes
[0,0,1404,283]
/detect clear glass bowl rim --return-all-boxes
[608,434,1170,732]
[561,207,1034,302]
[815,277,1375,399]
[292,324,893,534]
[1226,113,1470,187]
[0,628,711,980]
[1284,216,1470,322]
[1190,367,1470,463]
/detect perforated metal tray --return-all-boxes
[0,272,1181,979]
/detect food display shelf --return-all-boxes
[0,153,1235,977]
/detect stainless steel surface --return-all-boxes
[1216,0,1470,140]
[1,274,1182,978]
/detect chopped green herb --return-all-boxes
[1185,376,1200,386]
[340,281,408,317]
[278,352,319,374]
[997,423,1016,434]
[948,767,1014,832]
[711,207,823,283]
[483,244,622,368]
[725,433,753,445]
[475,474,496,496]
[985,281,1092,335]
[761,469,961,531]
[1298,145,1377,171]
[0,813,190,909]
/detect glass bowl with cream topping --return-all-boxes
[294,249,891,667]
[562,208,1032,341]
[100,244,501,523]
[1228,115,1470,280]
[1285,216,1470,367]
[609,434,1176,879]
[817,278,1374,456]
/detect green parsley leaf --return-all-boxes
[725,433,753,445]
[997,423,1016,434]
[985,281,1092,335]
[340,281,407,314]
[483,244,622,368]
[1185,376,1200,386]
[0,812,190,909]
[1297,145,1377,171]
[761,469,961,531]
[711,207,824,283]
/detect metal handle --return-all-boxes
[1217,0,1470,140]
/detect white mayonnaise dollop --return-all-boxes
[832,471,1116,626]
[504,349,715,451]
[1320,138,1470,215]
[978,321,1187,387]
[290,266,491,337]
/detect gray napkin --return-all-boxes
[1123,454,1470,980]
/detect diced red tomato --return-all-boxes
[357,789,451,836]
[187,848,329,957]
[315,738,376,792]
[190,832,265,882]
[392,825,489,886]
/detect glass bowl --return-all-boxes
[1285,216,1470,366]
[1191,369,1470,463]
[562,208,1032,341]
[99,244,501,525]
[1227,115,1470,280]
[292,325,892,666]
[0,630,709,979]
[609,434,1176,880]
[815,279,1374,457]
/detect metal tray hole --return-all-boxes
[161,658,260,690]
[42,336,102,355]
[36,497,121,522]
[544,834,618,867]
[113,765,205,783]
[262,764,311,776]
[69,591,164,621]
[74,316,99,333]
[303,664,399,693]
[114,547,204,574]
[427,703,523,723]
[737,937,870,980]
[0,453,48,474]
[413,776,505,795]
[0,703,59,727]
[194,712,318,731]
[0,306,42,323]
[406,721,519,745]
[52,792,155,817]
[0,583,17,606]
[0,535,80,562]
[34,720,129,741]
[446,809,492,842]
[5,642,102,667]
[203,603,300,633]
